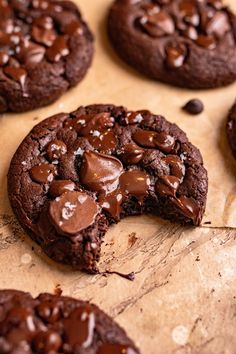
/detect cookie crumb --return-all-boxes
[128,232,138,247]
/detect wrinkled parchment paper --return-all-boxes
[1,1,236,353]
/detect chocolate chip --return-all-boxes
[182,99,204,115]
[195,35,216,49]
[140,10,175,37]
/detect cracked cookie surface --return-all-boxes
[108,0,236,89]
[0,290,140,354]
[0,0,93,112]
[8,104,208,272]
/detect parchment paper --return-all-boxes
[1,1,236,353]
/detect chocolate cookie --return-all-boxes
[226,100,236,159]
[8,104,208,272]
[0,0,93,113]
[108,0,236,89]
[0,289,139,354]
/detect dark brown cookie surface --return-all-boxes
[8,104,208,272]
[108,0,236,89]
[0,0,93,112]
[0,290,139,354]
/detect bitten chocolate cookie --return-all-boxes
[0,0,93,113]
[108,0,236,89]
[226,100,236,159]
[8,104,208,272]
[0,290,139,354]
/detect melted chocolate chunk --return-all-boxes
[182,98,204,115]
[132,129,157,148]
[97,343,138,354]
[165,45,186,68]
[120,143,144,165]
[80,151,123,194]
[133,128,175,153]
[140,10,175,37]
[205,11,230,38]
[108,0,236,89]
[163,155,185,181]
[49,180,76,198]
[99,190,123,220]
[179,0,200,27]
[156,175,180,197]
[0,290,140,354]
[4,66,27,90]
[33,331,62,353]
[46,139,67,161]
[195,34,216,49]
[36,301,60,323]
[120,170,150,200]
[30,164,56,184]
[0,0,93,112]
[102,270,135,281]
[8,104,208,274]
[172,195,200,224]
[122,111,144,125]
[49,191,99,236]
[46,36,69,62]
